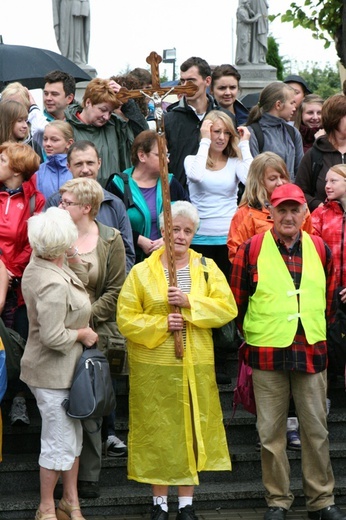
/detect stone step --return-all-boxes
[1,374,345,519]
[1,442,345,494]
[1,477,346,520]
[3,402,346,453]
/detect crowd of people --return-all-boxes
[0,56,346,520]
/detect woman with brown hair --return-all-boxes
[0,99,44,161]
[106,129,189,263]
[295,94,346,211]
[247,81,304,180]
[210,64,249,125]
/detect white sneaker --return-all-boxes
[326,398,331,416]
[106,435,127,457]
[9,396,30,426]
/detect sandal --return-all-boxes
[56,498,85,520]
[35,510,57,520]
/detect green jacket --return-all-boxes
[65,103,146,187]
[69,221,126,353]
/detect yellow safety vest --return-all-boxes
[243,231,326,347]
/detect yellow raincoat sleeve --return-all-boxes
[117,261,171,350]
[182,255,238,328]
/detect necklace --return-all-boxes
[77,232,90,245]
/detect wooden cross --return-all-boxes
[117,51,197,359]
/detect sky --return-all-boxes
[0,0,339,82]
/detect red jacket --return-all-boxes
[0,176,45,279]
[228,203,314,264]
[311,200,346,287]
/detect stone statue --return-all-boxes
[235,0,268,66]
[250,0,269,64]
[52,0,90,66]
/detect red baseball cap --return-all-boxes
[270,184,306,207]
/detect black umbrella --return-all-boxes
[0,39,92,90]
[240,92,261,111]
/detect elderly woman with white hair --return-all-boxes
[20,207,98,520]
[117,201,237,520]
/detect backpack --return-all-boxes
[249,120,296,154]
[310,147,324,195]
[0,317,26,382]
[232,231,326,417]
[200,256,236,351]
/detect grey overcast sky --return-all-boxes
[0,0,339,81]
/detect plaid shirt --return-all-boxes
[230,229,337,373]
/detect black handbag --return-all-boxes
[328,304,346,371]
[62,347,116,430]
[201,256,236,350]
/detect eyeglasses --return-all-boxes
[150,152,170,159]
[59,198,81,208]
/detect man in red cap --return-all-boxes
[231,184,346,520]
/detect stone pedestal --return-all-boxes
[80,63,98,79]
[237,63,277,96]
[75,64,97,104]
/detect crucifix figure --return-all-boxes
[116,51,197,358]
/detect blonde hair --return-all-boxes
[240,152,290,207]
[1,82,31,110]
[329,164,346,179]
[44,120,74,143]
[203,110,241,167]
[28,207,78,259]
[60,178,104,219]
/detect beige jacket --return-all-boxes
[20,256,91,389]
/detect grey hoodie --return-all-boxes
[248,112,304,180]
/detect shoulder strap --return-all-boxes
[249,232,265,265]
[201,256,208,283]
[283,121,296,143]
[249,231,326,266]
[29,194,36,216]
[310,147,324,195]
[249,121,264,153]
[309,233,326,266]
[109,172,134,210]
[250,121,295,154]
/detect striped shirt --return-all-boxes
[164,265,191,347]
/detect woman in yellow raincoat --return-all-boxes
[117,201,237,520]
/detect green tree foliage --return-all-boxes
[271,1,344,64]
[287,63,341,99]
[266,35,285,80]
